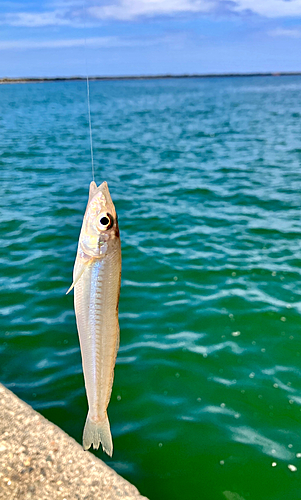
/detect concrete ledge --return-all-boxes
[0,383,148,500]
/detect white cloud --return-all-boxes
[233,0,301,18]
[268,27,301,37]
[1,11,71,27]
[0,0,217,27]
[89,0,215,21]
[1,0,301,27]
[0,37,120,50]
[0,34,172,50]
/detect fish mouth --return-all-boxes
[89,181,115,210]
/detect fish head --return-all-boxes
[79,181,119,258]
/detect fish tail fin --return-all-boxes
[83,412,113,457]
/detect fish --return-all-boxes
[67,180,121,456]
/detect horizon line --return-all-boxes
[1,71,301,84]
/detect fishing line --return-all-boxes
[83,0,95,182]
[86,69,95,183]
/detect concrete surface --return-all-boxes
[0,383,148,500]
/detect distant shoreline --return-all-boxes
[1,72,301,84]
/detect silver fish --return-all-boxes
[67,181,121,456]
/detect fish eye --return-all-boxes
[98,213,114,230]
[100,216,109,225]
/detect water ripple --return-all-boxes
[229,426,294,461]
[1,77,301,500]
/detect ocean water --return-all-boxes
[1,76,301,500]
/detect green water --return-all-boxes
[1,76,301,500]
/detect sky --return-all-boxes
[1,0,301,77]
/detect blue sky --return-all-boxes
[1,0,301,77]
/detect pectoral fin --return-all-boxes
[66,258,93,294]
